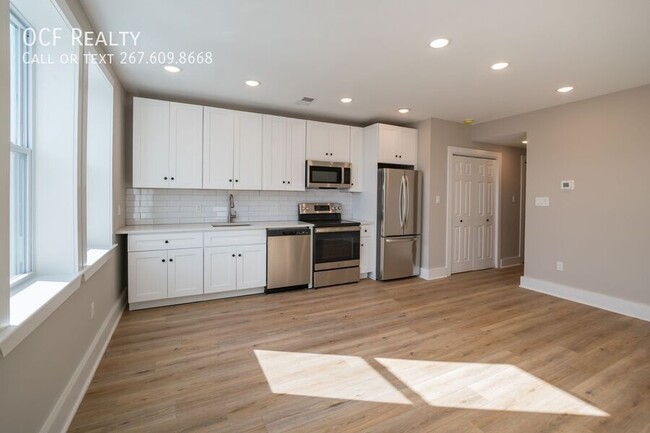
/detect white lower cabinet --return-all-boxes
[167,248,204,298]
[128,247,203,303]
[359,223,375,276]
[203,229,267,294]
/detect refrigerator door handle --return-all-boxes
[404,174,410,227]
[399,175,407,228]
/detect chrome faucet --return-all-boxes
[228,193,237,223]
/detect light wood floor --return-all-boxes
[70,266,650,432]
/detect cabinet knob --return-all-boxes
[165,240,169,244]
[164,176,168,180]
[395,154,398,157]
[399,155,402,158]
[162,259,166,263]
[232,254,235,257]
[171,177,175,180]
[235,179,239,183]
[487,218,490,222]
[361,243,364,247]
[169,258,173,262]
[287,181,291,184]
[229,179,232,182]
[282,181,286,184]
[238,254,242,257]
[460,220,463,223]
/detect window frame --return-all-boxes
[9,8,33,290]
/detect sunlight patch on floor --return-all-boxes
[376,358,609,417]
[254,350,412,405]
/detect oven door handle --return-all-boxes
[315,226,361,234]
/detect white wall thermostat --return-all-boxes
[560,180,575,190]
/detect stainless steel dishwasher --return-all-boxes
[266,227,312,293]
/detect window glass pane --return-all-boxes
[10,151,29,279]
[9,21,18,146]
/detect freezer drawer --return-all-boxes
[378,235,421,280]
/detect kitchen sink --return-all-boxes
[211,223,252,227]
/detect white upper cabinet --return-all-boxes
[133,98,170,188]
[263,115,306,191]
[170,102,203,188]
[203,107,263,190]
[133,98,203,189]
[306,120,351,163]
[349,126,364,192]
[378,124,417,166]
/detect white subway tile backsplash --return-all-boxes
[125,188,354,225]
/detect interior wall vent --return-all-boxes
[296,97,315,106]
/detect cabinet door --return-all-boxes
[349,126,364,192]
[328,124,351,163]
[128,250,168,303]
[359,240,369,274]
[236,244,267,290]
[262,115,288,191]
[203,107,235,189]
[133,98,170,188]
[234,112,263,190]
[400,128,418,166]
[306,120,331,161]
[169,102,203,189]
[378,124,400,164]
[286,118,306,191]
[204,246,237,293]
[167,248,203,298]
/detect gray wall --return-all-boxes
[472,84,650,305]
[0,0,128,431]
[416,118,526,272]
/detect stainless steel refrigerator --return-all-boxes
[377,168,422,280]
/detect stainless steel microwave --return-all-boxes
[306,160,352,189]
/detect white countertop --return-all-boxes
[115,220,313,235]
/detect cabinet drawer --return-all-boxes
[204,230,266,247]
[128,232,203,252]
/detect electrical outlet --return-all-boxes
[556,261,564,272]
[435,195,441,204]
[512,195,516,203]
[535,197,550,207]
[90,302,95,319]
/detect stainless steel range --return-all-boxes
[298,203,360,288]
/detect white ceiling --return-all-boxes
[79,0,650,125]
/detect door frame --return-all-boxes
[445,146,502,276]
[519,154,527,263]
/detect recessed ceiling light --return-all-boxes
[557,86,574,93]
[522,140,528,144]
[491,62,509,70]
[429,38,450,49]
[164,65,181,73]
[398,108,410,114]
[340,97,352,103]
[245,80,260,87]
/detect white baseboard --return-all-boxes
[520,276,650,322]
[500,256,522,268]
[419,266,449,281]
[40,290,127,433]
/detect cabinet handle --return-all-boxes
[162,259,166,263]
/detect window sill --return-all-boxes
[84,244,118,281]
[0,245,118,357]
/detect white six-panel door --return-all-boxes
[451,155,496,274]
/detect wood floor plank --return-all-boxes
[69,266,650,432]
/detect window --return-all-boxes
[84,60,114,264]
[9,10,32,285]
